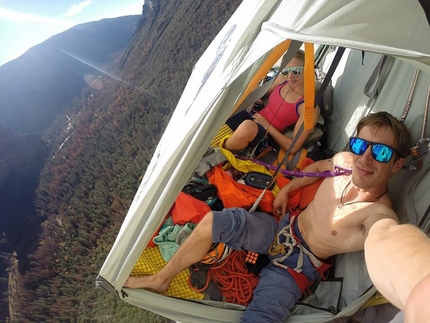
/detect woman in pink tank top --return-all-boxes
[224,50,321,155]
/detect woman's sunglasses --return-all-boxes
[281,66,304,76]
[349,137,401,163]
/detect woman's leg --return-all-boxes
[224,120,259,150]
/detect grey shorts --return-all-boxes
[212,208,320,322]
[211,207,278,254]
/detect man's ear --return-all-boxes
[393,158,405,173]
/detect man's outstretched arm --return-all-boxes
[272,152,350,215]
[365,218,430,322]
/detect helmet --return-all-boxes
[200,243,231,265]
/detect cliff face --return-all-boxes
[0,128,48,259]
[119,0,241,110]
[0,127,48,321]
[5,0,242,322]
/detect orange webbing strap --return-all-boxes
[276,147,308,172]
[188,250,258,306]
[271,43,314,176]
[232,39,293,113]
[303,43,315,131]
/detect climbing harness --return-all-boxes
[269,212,331,293]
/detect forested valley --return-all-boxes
[3,0,241,322]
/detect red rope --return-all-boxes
[188,250,259,306]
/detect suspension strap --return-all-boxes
[251,46,345,210]
[421,83,430,139]
[403,84,430,223]
[343,55,393,150]
[364,55,393,100]
[402,83,430,169]
[275,46,345,173]
[232,40,303,116]
[401,68,420,122]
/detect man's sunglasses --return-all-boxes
[281,66,303,76]
[349,137,401,163]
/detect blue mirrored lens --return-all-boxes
[350,138,368,155]
[349,137,394,163]
[372,144,393,163]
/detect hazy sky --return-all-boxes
[0,0,144,67]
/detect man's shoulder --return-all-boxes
[367,201,397,218]
[362,202,399,232]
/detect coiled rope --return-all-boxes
[188,250,258,306]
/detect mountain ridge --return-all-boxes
[3,1,242,321]
[0,15,140,134]
[0,14,141,322]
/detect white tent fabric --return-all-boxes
[97,0,430,322]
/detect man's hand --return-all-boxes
[272,186,289,216]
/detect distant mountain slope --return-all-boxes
[0,15,140,134]
[6,0,242,322]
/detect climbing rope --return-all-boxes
[188,250,258,306]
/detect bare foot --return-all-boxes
[123,275,170,293]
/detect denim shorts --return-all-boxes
[212,208,320,323]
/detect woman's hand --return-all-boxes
[252,113,270,130]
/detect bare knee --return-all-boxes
[224,120,258,150]
[236,120,258,139]
[195,211,214,236]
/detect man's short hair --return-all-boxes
[356,111,411,158]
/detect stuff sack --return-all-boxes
[207,166,274,213]
[147,192,211,247]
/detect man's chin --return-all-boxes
[351,176,374,190]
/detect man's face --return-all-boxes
[352,125,404,190]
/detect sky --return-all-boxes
[0,0,145,67]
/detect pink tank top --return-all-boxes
[260,82,304,132]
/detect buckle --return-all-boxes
[410,138,430,161]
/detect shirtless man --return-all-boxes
[124,111,410,323]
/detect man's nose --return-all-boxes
[361,145,374,162]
